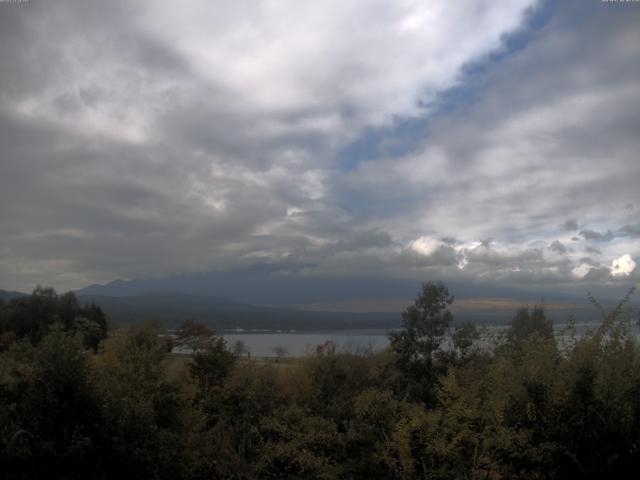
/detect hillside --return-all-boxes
[76,292,401,331]
[0,289,28,302]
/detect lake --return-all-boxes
[220,322,640,357]
[222,329,391,357]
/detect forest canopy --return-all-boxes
[1,282,639,479]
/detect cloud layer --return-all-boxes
[0,0,638,298]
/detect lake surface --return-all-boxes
[220,322,640,357]
[222,329,390,357]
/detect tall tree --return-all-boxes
[388,281,454,404]
[507,305,553,345]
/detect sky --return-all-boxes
[1,0,639,303]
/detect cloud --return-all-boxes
[583,266,612,283]
[560,219,579,231]
[572,263,593,280]
[411,237,445,257]
[549,240,567,254]
[0,0,540,291]
[580,229,614,242]
[337,2,640,269]
[610,254,636,278]
[466,243,544,268]
[141,0,535,128]
[408,236,459,267]
[619,224,640,238]
[579,257,600,267]
[1,0,639,301]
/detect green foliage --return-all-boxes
[348,389,403,478]
[190,336,236,394]
[174,318,215,353]
[0,287,108,351]
[203,363,286,478]
[0,328,99,479]
[305,341,379,424]
[257,406,340,479]
[388,281,454,404]
[451,321,481,362]
[89,324,209,479]
[1,282,639,479]
[507,304,554,345]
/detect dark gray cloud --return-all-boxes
[579,257,599,267]
[580,229,615,242]
[619,224,640,238]
[561,219,579,231]
[583,266,612,283]
[549,240,567,255]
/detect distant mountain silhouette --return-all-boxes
[0,289,28,301]
[75,263,566,306]
[4,276,608,331]
[72,263,618,328]
[75,264,421,304]
[76,291,400,331]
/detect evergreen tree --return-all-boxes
[388,281,454,404]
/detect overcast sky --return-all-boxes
[1,0,639,299]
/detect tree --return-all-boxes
[232,339,250,358]
[0,327,98,479]
[191,337,236,393]
[77,302,108,351]
[272,345,288,363]
[58,291,79,330]
[0,288,108,350]
[174,319,215,353]
[451,321,481,361]
[388,281,454,404]
[90,324,188,478]
[507,305,553,345]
